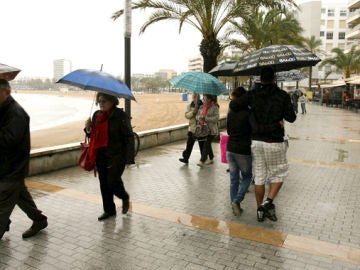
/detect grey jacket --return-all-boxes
[196,104,220,136]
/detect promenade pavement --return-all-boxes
[0,103,359,270]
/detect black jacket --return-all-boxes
[230,83,296,142]
[226,101,251,155]
[91,107,135,166]
[0,95,30,182]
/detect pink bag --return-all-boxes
[220,133,229,163]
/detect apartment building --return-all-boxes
[346,0,360,43]
[188,55,203,72]
[53,59,72,82]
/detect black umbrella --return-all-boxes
[0,63,21,81]
[208,61,238,76]
[233,44,321,76]
[253,69,307,82]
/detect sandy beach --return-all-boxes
[22,91,230,149]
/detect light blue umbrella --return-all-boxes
[169,71,228,96]
[57,69,135,100]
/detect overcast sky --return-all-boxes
[2,0,337,79]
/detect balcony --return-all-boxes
[347,9,360,26]
[348,0,360,9]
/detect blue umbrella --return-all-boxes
[56,69,135,100]
[169,71,228,96]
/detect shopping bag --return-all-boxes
[220,133,229,163]
[78,137,95,171]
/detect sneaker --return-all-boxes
[197,161,204,167]
[22,219,48,238]
[231,202,243,216]
[257,206,265,222]
[263,202,277,221]
[204,159,213,165]
[179,158,189,164]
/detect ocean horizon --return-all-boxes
[12,93,93,132]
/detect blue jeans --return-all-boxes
[226,151,252,204]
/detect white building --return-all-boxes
[296,0,353,82]
[346,0,360,43]
[188,55,203,72]
[53,59,72,82]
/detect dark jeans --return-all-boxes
[97,163,129,214]
[200,135,215,162]
[182,132,204,161]
[0,180,47,238]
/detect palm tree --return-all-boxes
[112,0,297,72]
[224,7,304,53]
[320,45,360,79]
[302,35,323,91]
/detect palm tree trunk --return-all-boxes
[199,36,220,73]
[308,66,313,94]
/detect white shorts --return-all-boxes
[251,140,289,185]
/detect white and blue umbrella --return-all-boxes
[57,69,135,100]
[169,71,228,96]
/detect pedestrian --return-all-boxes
[299,92,307,114]
[84,93,135,221]
[230,67,296,222]
[196,94,219,167]
[0,79,48,240]
[179,93,204,164]
[291,91,299,114]
[226,87,252,216]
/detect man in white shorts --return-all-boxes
[230,67,296,221]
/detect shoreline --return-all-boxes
[18,90,230,149]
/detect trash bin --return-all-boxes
[182,93,188,102]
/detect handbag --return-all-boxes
[194,123,210,138]
[78,136,95,171]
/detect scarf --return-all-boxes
[87,110,112,165]
[199,101,214,124]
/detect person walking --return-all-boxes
[230,67,296,222]
[299,92,307,114]
[85,93,135,221]
[196,94,219,167]
[226,87,252,216]
[179,93,204,164]
[0,79,48,240]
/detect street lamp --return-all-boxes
[124,0,132,116]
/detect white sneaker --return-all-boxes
[204,159,213,165]
[197,161,204,167]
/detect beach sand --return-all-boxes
[23,91,230,149]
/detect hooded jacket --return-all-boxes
[0,95,30,182]
[230,83,296,142]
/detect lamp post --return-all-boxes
[124,0,132,116]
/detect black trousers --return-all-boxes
[97,163,129,214]
[200,135,215,162]
[182,132,204,161]
[0,180,46,238]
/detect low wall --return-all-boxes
[29,117,227,176]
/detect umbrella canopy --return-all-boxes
[169,71,228,96]
[233,44,321,76]
[56,69,135,100]
[0,63,21,81]
[253,69,307,82]
[208,61,238,76]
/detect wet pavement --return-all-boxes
[1,103,360,270]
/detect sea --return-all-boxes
[12,93,94,132]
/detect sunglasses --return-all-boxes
[98,99,109,104]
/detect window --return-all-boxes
[339,20,346,28]
[328,9,335,16]
[340,9,347,16]
[326,32,333,40]
[321,8,326,14]
[338,43,345,50]
[327,20,334,28]
[339,32,346,39]
[320,31,325,37]
[326,43,332,51]
[321,20,325,26]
